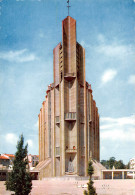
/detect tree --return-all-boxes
[125,162,130,169]
[84,160,97,195]
[5,134,32,195]
[101,160,109,169]
[114,160,125,169]
[101,157,126,169]
[108,157,116,169]
[100,160,106,166]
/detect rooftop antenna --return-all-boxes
[67,0,71,16]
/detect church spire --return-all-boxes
[67,0,71,16]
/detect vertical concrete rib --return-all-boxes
[38,114,40,162]
[84,51,88,176]
[42,102,45,161]
[51,88,55,176]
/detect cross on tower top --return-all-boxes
[67,0,71,16]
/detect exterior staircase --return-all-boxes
[91,159,106,179]
[34,158,106,180]
[34,158,51,179]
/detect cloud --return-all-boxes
[100,115,135,142]
[96,43,132,57]
[128,75,135,85]
[81,35,134,60]
[101,115,135,126]
[0,49,38,63]
[26,139,33,148]
[101,69,117,83]
[4,133,33,148]
[5,133,18,145]
[95,34,134,58]
[101,128,135,141]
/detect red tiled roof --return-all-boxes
[5,154,15,157]
[0,155,9,160]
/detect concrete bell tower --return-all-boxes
[38,15,100,178]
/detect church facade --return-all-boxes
[38,16,100,178]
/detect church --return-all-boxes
[37,14,100,179]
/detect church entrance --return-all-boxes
[65,153,76,174]
[68,157,74,172]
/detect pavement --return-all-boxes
[0,179,135,195]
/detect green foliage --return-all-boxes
[109,157,116,169]
[125,162,130,169]
[100,160,107,167]
[35,161,39,166]
[101,157,126,169]
[84,160,97,195]
[5,135,32,195]
[114,160,125,169]
[84,190,88,195]
[87,161,94,178]
[87,179,96,194]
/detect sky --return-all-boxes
[0,0,135,164]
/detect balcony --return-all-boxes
[64,73,76,81]
[65,149,77,154]
[65,146,77,153]
[55,116,60,124]
[64,112,76,121]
